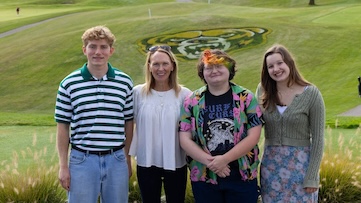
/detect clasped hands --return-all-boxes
[207,155,231,178]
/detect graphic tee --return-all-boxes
[203,88,238,170]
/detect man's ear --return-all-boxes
[110,47,115,55]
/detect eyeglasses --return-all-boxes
[204,65,225,73]
[148,45,171,52]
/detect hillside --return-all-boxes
[0,0,360,127]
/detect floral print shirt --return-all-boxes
[179,83,264,184]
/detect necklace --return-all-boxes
[277,88,295,106]
[155,90,168,107]
[156,91,166,97]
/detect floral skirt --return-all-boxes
[260,145,318,203]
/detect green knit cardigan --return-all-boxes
[257,85,325,188]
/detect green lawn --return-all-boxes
[1,126,359,172]
[0,0,361,128]
[0,2,360,202]
[0,126,58,172]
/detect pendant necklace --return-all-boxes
[156,90,167,107]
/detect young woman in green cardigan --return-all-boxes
[257,44,325,203]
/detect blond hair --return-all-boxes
[81,25,116,47]
[142,47,181,97]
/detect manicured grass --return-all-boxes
[0,126,359,171]
[1,7,86,23]
[0,126,58,172]
[1,0,361,128]
[0,6,99,34]
[0,112,54,126]
[1,2,360,202]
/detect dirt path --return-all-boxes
[339,104,361,117]
[0,1,192,38]
[0,18,57,39]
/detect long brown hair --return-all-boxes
[260,44,310,110]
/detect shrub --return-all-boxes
[182,177,195,203]
[318,127,361,202]
[128,162,142,203]
[127,161,195,203]
[0,149,65,203]
[2,127,361,202]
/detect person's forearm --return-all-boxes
[124,120,134,160]
[222,125,261,164]
[179,131,212,165]
[57,123,70,168]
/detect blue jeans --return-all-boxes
[191,170,259,203]
[68,149,129,203]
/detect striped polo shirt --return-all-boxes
[55,63,133,151]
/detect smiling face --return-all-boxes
[148,51,174,84]
[203,64,230,86]
[83,39,114,69]
[197,49,236,86]
[266,53,290,84]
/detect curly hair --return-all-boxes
[81,25,116,47]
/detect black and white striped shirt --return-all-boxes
[55,63,133,151]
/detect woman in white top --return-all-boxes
[129,45,191,203]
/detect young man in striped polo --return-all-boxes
[55,25,134,203]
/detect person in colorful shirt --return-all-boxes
[179,49,264,203]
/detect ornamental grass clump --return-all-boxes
[0,134,65,202]
[128,161,142,203]
[318,127,361,202]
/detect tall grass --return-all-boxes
[0,133,65,202]
[0,131,142,202]
[318,127,361,202]
[1,127,361,202]
[128,162,142,203]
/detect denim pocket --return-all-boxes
[69,150,86,164]
[113,149,125,162]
